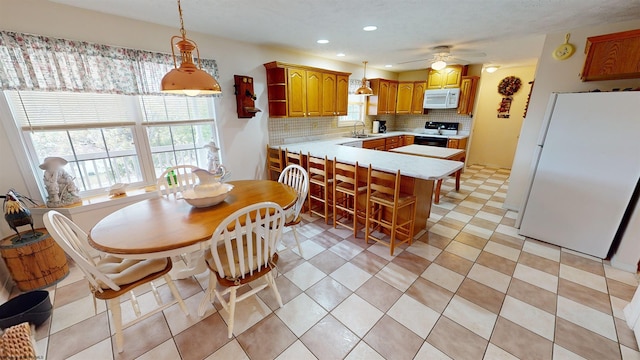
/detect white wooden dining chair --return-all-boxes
[157,165,199,198]
[197,202,286,338]
[157,164,203,272]
[43,210,189,353]
[277,164,309,257]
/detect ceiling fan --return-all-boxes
[398,45,486,69]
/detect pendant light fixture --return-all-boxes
[355,61,374,96]
[161,0,221,96]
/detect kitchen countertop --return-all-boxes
[276,132,464,181]
[389,144,464,159]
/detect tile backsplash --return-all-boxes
[268,109,472,146]
[393,109,473,134]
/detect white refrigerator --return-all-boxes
[518,91,640,259]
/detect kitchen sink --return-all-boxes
[344,134,381,139]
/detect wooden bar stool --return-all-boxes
[307,154,333,223]
[333,159,367,238]
[364,166,417,255]
[266,145,284,181]
[285,149,305,167]
[434,152,466,204]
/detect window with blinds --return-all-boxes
[338,94,366,127]
[4,90,221,196]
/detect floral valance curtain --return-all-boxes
[0,31,220,96]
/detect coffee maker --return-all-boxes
[378,120,387,133]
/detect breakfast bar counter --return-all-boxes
[390,144,466,204]
[272,134,464,235]
[279,133,463,181]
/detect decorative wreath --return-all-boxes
[498,76,522,96]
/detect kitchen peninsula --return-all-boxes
[272,132,464,235]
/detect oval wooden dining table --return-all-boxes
[89,180,297,277]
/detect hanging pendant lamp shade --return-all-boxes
[161,0,221,96]
[355,61,373,96]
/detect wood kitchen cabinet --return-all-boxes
[264,61,351,118]
[336,74,349,115]
[367,78,398,115]
[287,68,322,117]
[376,79,389,114]
[457,76,479,115]
[321,73,350,116]
[396,82,414,114]
[427,65,466,89]
[447,137,468,150]
[388,81,398,114]
[411,82,426,114]
[361,135,412,151]
[581,29,640,81]
[362,138,386,150]
[390,81,427,115]
[385,136,400,150]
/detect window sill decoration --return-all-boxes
[497,76,522,118]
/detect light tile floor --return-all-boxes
[22,165,640,359]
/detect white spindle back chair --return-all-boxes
[277,164,309,257]
[197,202,286,337]
[43,210,188,353]
[156,165,199,198]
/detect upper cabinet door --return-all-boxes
[387,81,398,114]
[336,75,349,116]
[321,73,337,116]
[581,29,640,81]
[411,82,426,114]
[305,70,323,117]
[396,82,414,114]
[287,68,307,117]
[377,80,390,113]
[457,76,479,115]
[427,71,445,89]
[443,66,463,88]
[427,65,465,89]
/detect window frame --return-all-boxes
[338,93,367,128]
[1,90,222,199]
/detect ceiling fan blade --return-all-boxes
[397,58,433,65]
[451,51,486,58]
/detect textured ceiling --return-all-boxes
[51,0,640,72]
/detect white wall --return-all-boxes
[468,65,536,168]
[505,19,640,211]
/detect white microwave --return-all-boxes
[423,88,460,109]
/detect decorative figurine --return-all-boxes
[203,141,220,173]
[203,141,230,181]
[1,189,40,243]
[39,157,81,208]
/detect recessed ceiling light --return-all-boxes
[317,39,329,44]
[363,26,377,31]
[385,64,393,68]
[336,53,346,57]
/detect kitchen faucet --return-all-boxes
[352,121,366,137]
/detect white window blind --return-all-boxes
[140,95,215,124]
[3,90,221,196]
[7,91,136,130]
